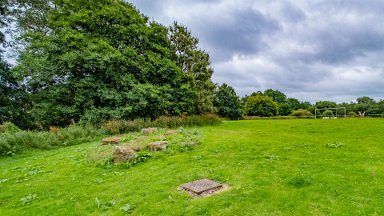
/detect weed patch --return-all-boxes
[19,193,38,206]
[286,175,312,188]
[325,143,344,148]
[87,127,200,168]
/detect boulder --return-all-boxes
[141,128,158,134]
[101,136,121,145]
[147,141,168,151]
[112,146,136,164]
[164,130,178,135]
[180,141,198,146]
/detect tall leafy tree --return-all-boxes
[213,83,242,119]
[0,0,31,127]
[15,0,197,127]
[169,22,215,114]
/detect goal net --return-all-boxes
[315,107,347,119]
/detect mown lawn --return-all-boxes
[1,119,384,215]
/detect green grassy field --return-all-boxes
[1,119,384,215]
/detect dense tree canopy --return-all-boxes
[213,83,242,119]
[169,22,215,114]
[9,0,213,127]
[243,95,278,117]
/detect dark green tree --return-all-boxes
[354,96,375,117]
[213,83,242,119]
[243,95,278,117]
[169,22,215,114]
[15,0,198,127]
[264,89,287,104]
[315,101,337,109]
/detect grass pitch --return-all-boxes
[1,118,383,215]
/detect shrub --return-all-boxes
[290,109,313,117]
[323,110,334,117]
[348,111,358,117]
[0,122,21,134]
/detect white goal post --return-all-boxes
[315,107,347,119]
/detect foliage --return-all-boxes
[101,114,221,135]
[0,123,102,156]
[213,83,242,119]
[315,101,337,110]
[0,122,21,133]
[290,109,313,117]
[263,89,287,104]
[243,95,278,117]
[169,22,215,114]
[11,0,214,128]
[322,110,334,117]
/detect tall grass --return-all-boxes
[102,114,221,134]
[0,123,103,156]
[1,115,221,156]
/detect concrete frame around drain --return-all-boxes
[181,179,223,195]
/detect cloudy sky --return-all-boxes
[128,0,384,103]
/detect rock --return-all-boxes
[147,141,168,151]
[180,141,198,146]
[101,137,121,145]
[112,146,136,164]
[141,128,158,134]
[164,130,178,135]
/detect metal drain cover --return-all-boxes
[181,179,223,195]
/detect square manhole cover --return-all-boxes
[180,179,223,195]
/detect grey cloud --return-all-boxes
[198,9,280,61]
[128,0,384,103]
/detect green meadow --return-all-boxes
[1,118,383,215]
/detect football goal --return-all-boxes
[315,107,346,119]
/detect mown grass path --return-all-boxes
[1,119,384,215]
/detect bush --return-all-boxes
[348,111,358,117]
[0,122,21,134]
[323,110,334,117]
[290,109,313,117]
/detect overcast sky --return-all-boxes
[128,0,384,103]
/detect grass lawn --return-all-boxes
[1,118,384,215]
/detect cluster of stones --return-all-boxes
[101,128,179,164]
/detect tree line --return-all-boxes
[214,85,384,119]
[1,1,383,130]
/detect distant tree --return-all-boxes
[300,101,312,110]
[315,101,337,110]
[354,96,375,117]
[243,95,278,117]
[264,89,287,104]
[356,96,375,105]
[213,83,242,119]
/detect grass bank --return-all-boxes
[1,118,383,215]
